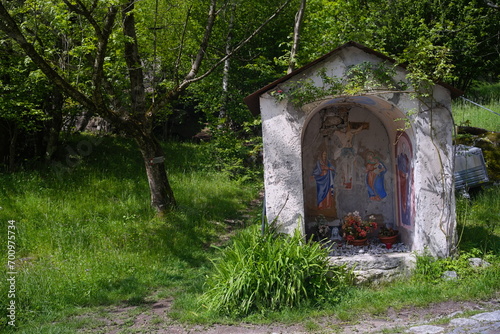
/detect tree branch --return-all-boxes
[174,5,192,85]
[0,2,129,128]
[94,6,119,105]
[122,1,147,119]
[62,1,119,108]
[62,0,103,39]
[287,0,306,74]
[0,2,94,111]
[149,0,292,116]
[180,0,292,89]
[185,0,218,81]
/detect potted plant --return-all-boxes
[315,215,330,241]
[341,212,377,246]
[378,226,399,249]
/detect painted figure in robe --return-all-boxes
[312,151,336,209]
[365,152,387,201]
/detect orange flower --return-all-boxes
[341,212,377,240]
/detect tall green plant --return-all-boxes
[201,225,351,316]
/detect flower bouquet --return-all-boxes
[342,211,377,245]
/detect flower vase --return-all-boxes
[348,238,367,246]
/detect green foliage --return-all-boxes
[413,251,472,283]
[0,41,51,132]
[284,77,328,107]
[299,0,500,91]
[273,63,399,108]
[414,185,500,284]
[396,37,456,96]
[0,135,261,331]
[198,119,263,180]
[201,225,351,317]
[344,61,399,94]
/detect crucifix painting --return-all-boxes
[334,121,368,189]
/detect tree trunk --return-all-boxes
[135,132,176,214]
[44,87,64,161]
[219,2,236,123]
[8,125,18,172]
[121,1,176,214]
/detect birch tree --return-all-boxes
[287,0,306,74]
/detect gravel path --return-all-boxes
[76,297,500,333]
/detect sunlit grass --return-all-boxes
[0,135,261,331]
[452,100,500,132]
[172,185,500,326]
[0,123,498,331]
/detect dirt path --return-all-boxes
[75,297,499,333]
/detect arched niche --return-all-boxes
[301,95,415,245]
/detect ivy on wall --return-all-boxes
[270,62,409,108]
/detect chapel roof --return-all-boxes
[244,41,463,115]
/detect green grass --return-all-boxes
[200,225,351,317]
[174,186,500,327]
[1,132,499,332]
[326,185,500,323]
[452,100,500,132]
[0,134,261,332]
[454,82,500,132]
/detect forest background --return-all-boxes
[1,0,499,199]
[0,0,499,332]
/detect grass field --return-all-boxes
[0,135,261,332]
[0,100,499,332]
[452,99,500,132]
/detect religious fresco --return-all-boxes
[396,132,414,228]
[316,105,369,191]
[312,151,336,209]
[365,151,387,201]
[334,122,368,190]
[302,103,393,236]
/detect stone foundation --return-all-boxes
[329,252,416,285]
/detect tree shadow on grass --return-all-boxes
[1,134,259,304]
[458,224,500,255]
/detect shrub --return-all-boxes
[201,225,351,316]
[413,247,497,284]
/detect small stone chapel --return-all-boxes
[245,41,461,258]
